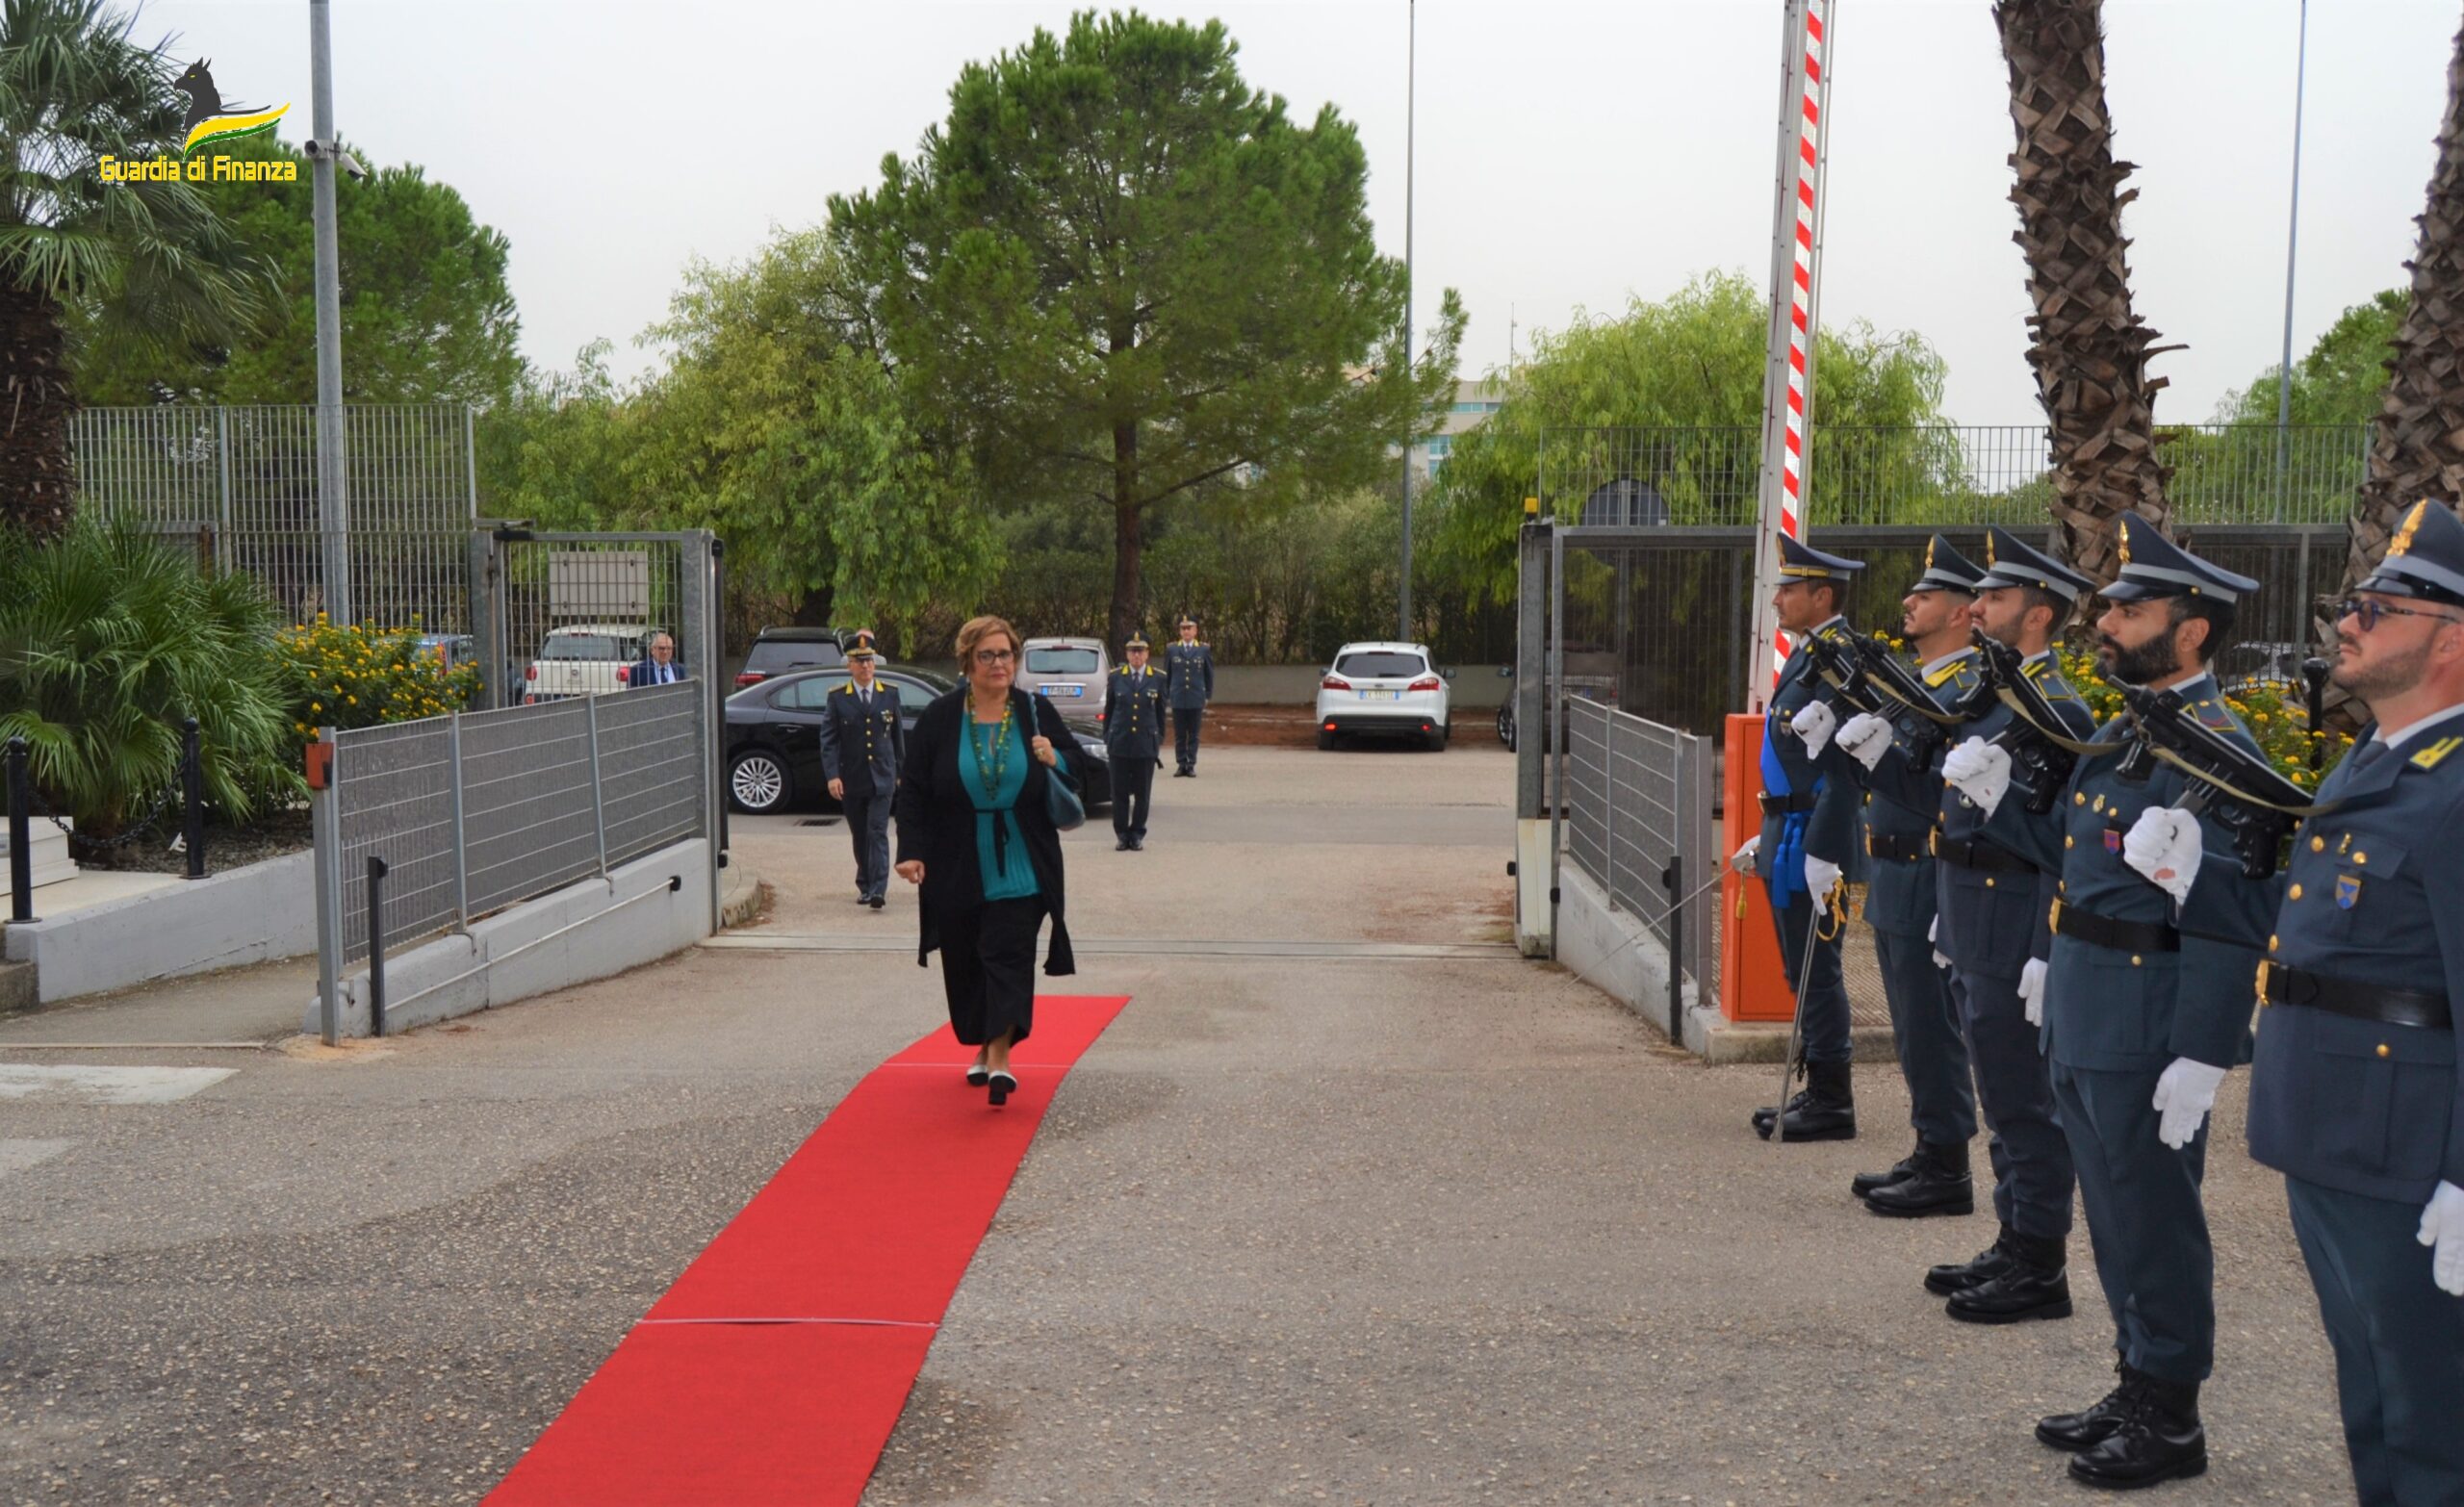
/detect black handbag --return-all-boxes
[1044,758,1086,831]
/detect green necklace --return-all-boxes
[968,697,1014,793]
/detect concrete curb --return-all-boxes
[3,853,314,1006]
[717,859,766,930]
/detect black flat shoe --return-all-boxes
[965,1055,989,1088]
[987,1069,1016,1107]
[868,895,886,909]
[1116,838,1132,851]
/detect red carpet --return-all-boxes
[485,995,1129,1506]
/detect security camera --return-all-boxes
[302,139,370,182]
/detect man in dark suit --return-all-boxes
[818,634,903,908]
[632,631,684,687]
[1104,633,1166,850]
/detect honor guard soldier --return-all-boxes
[2128,499,2464,1506]
[817,632,904,908]
[1735,532,1863,1142]
[1959,519,2267,1489]
[1166,616,1215,777]
[1837,525,2096,1324]
[1104,633,1167,850]
[1799,536,1986,1215]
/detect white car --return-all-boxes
[1315,641,1450,751]
[524,624,659,702]
[1016,636,1109,706]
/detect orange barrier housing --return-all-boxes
[1719,713,1794,1023]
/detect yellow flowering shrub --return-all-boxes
[2056,643,2353,794]
[277,615,480,736]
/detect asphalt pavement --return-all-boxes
[0,741,2358,1505]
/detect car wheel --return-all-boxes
[1425,725,1449,753]
[1495,702,1515,752]
[1317,728,1339,752]
[728,750,793,814]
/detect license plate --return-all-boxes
[1358,689,1401,701]
[1038,683,1083,697]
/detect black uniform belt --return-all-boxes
[2259,959,2451,1031]
[1758,791,1818,815]
[1930,832,2033,874]
[1866,830,1932,863]
[2049,899,2179,955]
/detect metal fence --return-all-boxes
[1537,422,2368,529]
[72,403,477,630]
[1555,696,1719,1035]
[319,681,708,983]
[473,530,719,713]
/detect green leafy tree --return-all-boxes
[829,10,1465,648]
[0,0,272,539]
[1427,270,1954,603]
[68,135,522,406]
[2216,290,2403,426]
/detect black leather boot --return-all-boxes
[1760,1059,1856,1141]
[1851,1139,1921,1200]
[2036,1362,2145,1451]
[1863,1138,1975,1217]
[1750,1087,1810,1138]
[1924,1226,2018,1296]
[2066,1375,2207,1490]
[1945,1230,2071,1324]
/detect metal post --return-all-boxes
[1398,0,1416,643]
[2272,0,2310,524]
[585,692,608,879]
[214,407,233,575]
[365,856,389,1038]
[1663,853,1686,1044]
[2303,657,2331,770]
[1548,527,1566,956]
[308,0,351,625]
[180,717,206,881]
[7,737,38,924]
[447,710,469,927]
[311,730,343,1045]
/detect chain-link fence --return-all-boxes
[1536,422,2367,530]
[325,681,708,970]
[72,403,477,631]
[1556,697,1719,1033]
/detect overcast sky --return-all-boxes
[140,0,2457,425]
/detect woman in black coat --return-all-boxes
[892,614,1078,1106]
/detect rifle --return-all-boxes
[1970,631,2106,813]
[1802,629,1984,766]
[2117,684,2333,881]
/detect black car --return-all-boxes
[725,668,1112,816]
[733,626,852,689]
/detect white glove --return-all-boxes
[2151,1058,2228,1150]
[1929,915,1950,971]
[1835,712,1892,771]
[1941,737,2013,817]
[1790,701,1837,758]
[1730,836,1760,877]
[1803,855,1842,899]
[2419,1182,2464,1296]
[2018,958,2047,1027]
[2123,806,2202,905]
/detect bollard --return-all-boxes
[2301,657,2330,771]
[180,717,207,880]
[1661,855,1685,1045]
[7,736,35,925]
[366,855,390,1038]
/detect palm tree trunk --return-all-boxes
[2341,15,2464,596]
[1995,0,2175,586]
[0,279,80,541]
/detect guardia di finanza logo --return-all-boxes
[99,59,295,183]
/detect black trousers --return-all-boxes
[938,895,1045,1046]
[1112,756,1155,841]
[1172,707,1204,770]
[844,792,890,899]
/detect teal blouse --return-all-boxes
[959,713,1064,902]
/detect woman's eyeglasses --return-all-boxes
[971,648,1017,665]
[2332,597,2464,633]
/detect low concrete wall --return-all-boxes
[304,838,714,1037]
[3,852,315,1004]
[1555,862,1727,1055]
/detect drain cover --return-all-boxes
[797,817,841,827]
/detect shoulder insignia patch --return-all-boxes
[2023,659,2048,680]
[2193,701,2238,734]
[1923,660,1964,688]
[2413,735,2462,771]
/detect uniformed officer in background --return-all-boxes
[1734,533,1864,1142]
[1798,535,1986,1215]
[2128,498,2464,1506]
[817,632,903,909]
[1105,633,1167,851]
[1837,526,2095,1325]
[1960,519,2267,1489]
[1166,615,1216,778]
